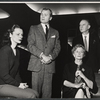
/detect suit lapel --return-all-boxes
[89,33,93,51]
[80,35,84,46]
[47,27,51,41]
[47,27,54,41]
[38,24,46,41]
[37,24,54,42]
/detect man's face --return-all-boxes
[40,10,52,24]
[79,20,90,33]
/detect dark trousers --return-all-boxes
[0,84,38,98]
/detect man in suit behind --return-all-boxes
[27,8,61,98]
[73,19,100,73]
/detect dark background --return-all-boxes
[0,3,100,98]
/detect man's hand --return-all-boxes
[41,54,52,64]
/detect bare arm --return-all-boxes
[76,70,93,89]
[63,80,83,89]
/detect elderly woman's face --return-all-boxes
[73,47,85,60]
[10,28,23,44]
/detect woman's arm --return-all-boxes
[76,70,93,89]
[63,80,83,89]
[82,75,93,89]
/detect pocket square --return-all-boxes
[51,35,56,38]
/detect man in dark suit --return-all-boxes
[73,19,100,73]
[27,8,61,98]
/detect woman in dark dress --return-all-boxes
[0,25,38,98]
[62,44,98,98]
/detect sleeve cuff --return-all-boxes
[49,54,53,60]
[40,52,43,58]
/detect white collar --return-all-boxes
[41,23,49,33]
[82,33,89,37]
[41,23,49,28]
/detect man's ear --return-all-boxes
[88,24,91,29]
[50,16,52,21]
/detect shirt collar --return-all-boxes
[41,23,49,29]
[82,33,89,37]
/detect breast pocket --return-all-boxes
[48,37,56,46]
[45,38,56,55]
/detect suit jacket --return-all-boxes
[27,24,61,73]
[72,32,100,72]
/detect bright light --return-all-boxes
[57,9,77,15]
[78,7,97,14]
[0,8,10,19]
[26,3,100,15]
[26,3,42,13]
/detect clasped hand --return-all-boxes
[75,82,85,88]
[75,70,85,79]
[41,54,52,64]
[19,83,28,89]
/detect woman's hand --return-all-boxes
[75,70,85,79]
[75,82,87,89]
[75,83,83,88]
[19,83,29,89]
[76,70,93,89]
[23,83,29,88]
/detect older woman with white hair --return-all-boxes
[62,44,98,98]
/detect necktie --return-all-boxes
[84,36,87,51]
[45,25,48,40]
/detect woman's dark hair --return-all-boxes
[0,24,20,47]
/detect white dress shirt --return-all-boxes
[82,33,89,51]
